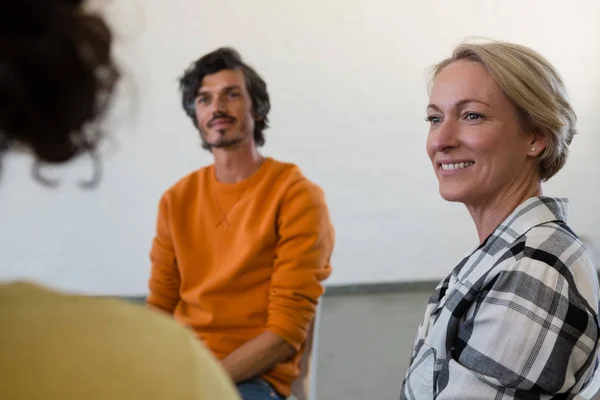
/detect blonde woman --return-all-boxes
[401,41,600,399]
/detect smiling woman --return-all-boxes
[425,59,547,228]
[400,40,600,399]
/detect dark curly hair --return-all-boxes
[179,47,270,149]
[0,0,119,187]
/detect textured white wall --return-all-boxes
[1,0,599,295]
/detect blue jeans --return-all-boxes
[237,379,286,400]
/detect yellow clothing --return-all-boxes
[0,281,241,400]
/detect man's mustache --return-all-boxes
[208,112,236,127]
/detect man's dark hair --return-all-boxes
[179,47,270,148]
[0,0,119,187]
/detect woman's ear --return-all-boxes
[528,132,547,157]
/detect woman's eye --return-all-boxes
[464,113,483,121]
[426,116,442,124]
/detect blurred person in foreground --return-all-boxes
[0,1,240,398]
[400,40,600,399]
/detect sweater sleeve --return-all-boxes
[146,193,181,314]
[266,180,334,351]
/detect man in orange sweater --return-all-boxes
[147,47,335,400]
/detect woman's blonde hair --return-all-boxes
[430,40,577,181]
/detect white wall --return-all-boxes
[1,0,599,295]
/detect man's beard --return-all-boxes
[199,128,246,150]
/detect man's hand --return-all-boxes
[221,330,296,383]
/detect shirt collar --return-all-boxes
[486,196,569,246]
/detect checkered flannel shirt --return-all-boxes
[400,197,600,399]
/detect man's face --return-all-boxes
[194,69,256,149]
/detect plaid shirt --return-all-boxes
[400,197,600,399]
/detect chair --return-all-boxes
[290,303,322,400]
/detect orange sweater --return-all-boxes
[147,157,334,397]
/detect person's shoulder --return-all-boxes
[267,158,325,196]
[515,221,598,286]
[0,281,241,399]
[524,221,591,264]
[0,281,186,336]
[161,165,212,202]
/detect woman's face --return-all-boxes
[425,60,545,207]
